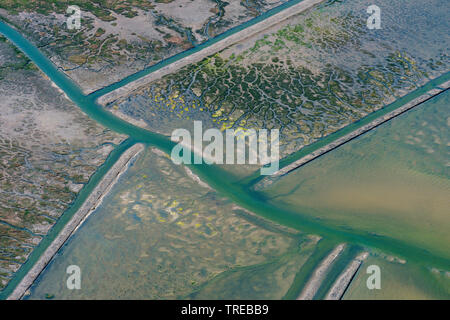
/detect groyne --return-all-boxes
[297,243,345,300]
[325,252,369,300]
[255,80,450,189]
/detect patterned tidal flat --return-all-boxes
[260,90,450,261]
[0,0,293,93]
[0,37,126,292]
[26,147,322,299]
[107,0,449,161]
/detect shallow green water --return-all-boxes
[0,0,449,298]
[313,245,363,300]
[282,239,337,300]
[262,90,450,263]
[343,256,450,300]
[25,147,311,299]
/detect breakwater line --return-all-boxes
[6,143,145,300]
[250,79,450,190]
[325,252,369,300]
[297,244,346,300]
[0,138,133,299]
[2,17,450,298]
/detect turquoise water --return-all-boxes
[0,138,135,299]
[0,21,173,150]
[261,89,450,262]
[1,1,450,298]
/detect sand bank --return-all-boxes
[297,243,345,300]
[325,252,369,300]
